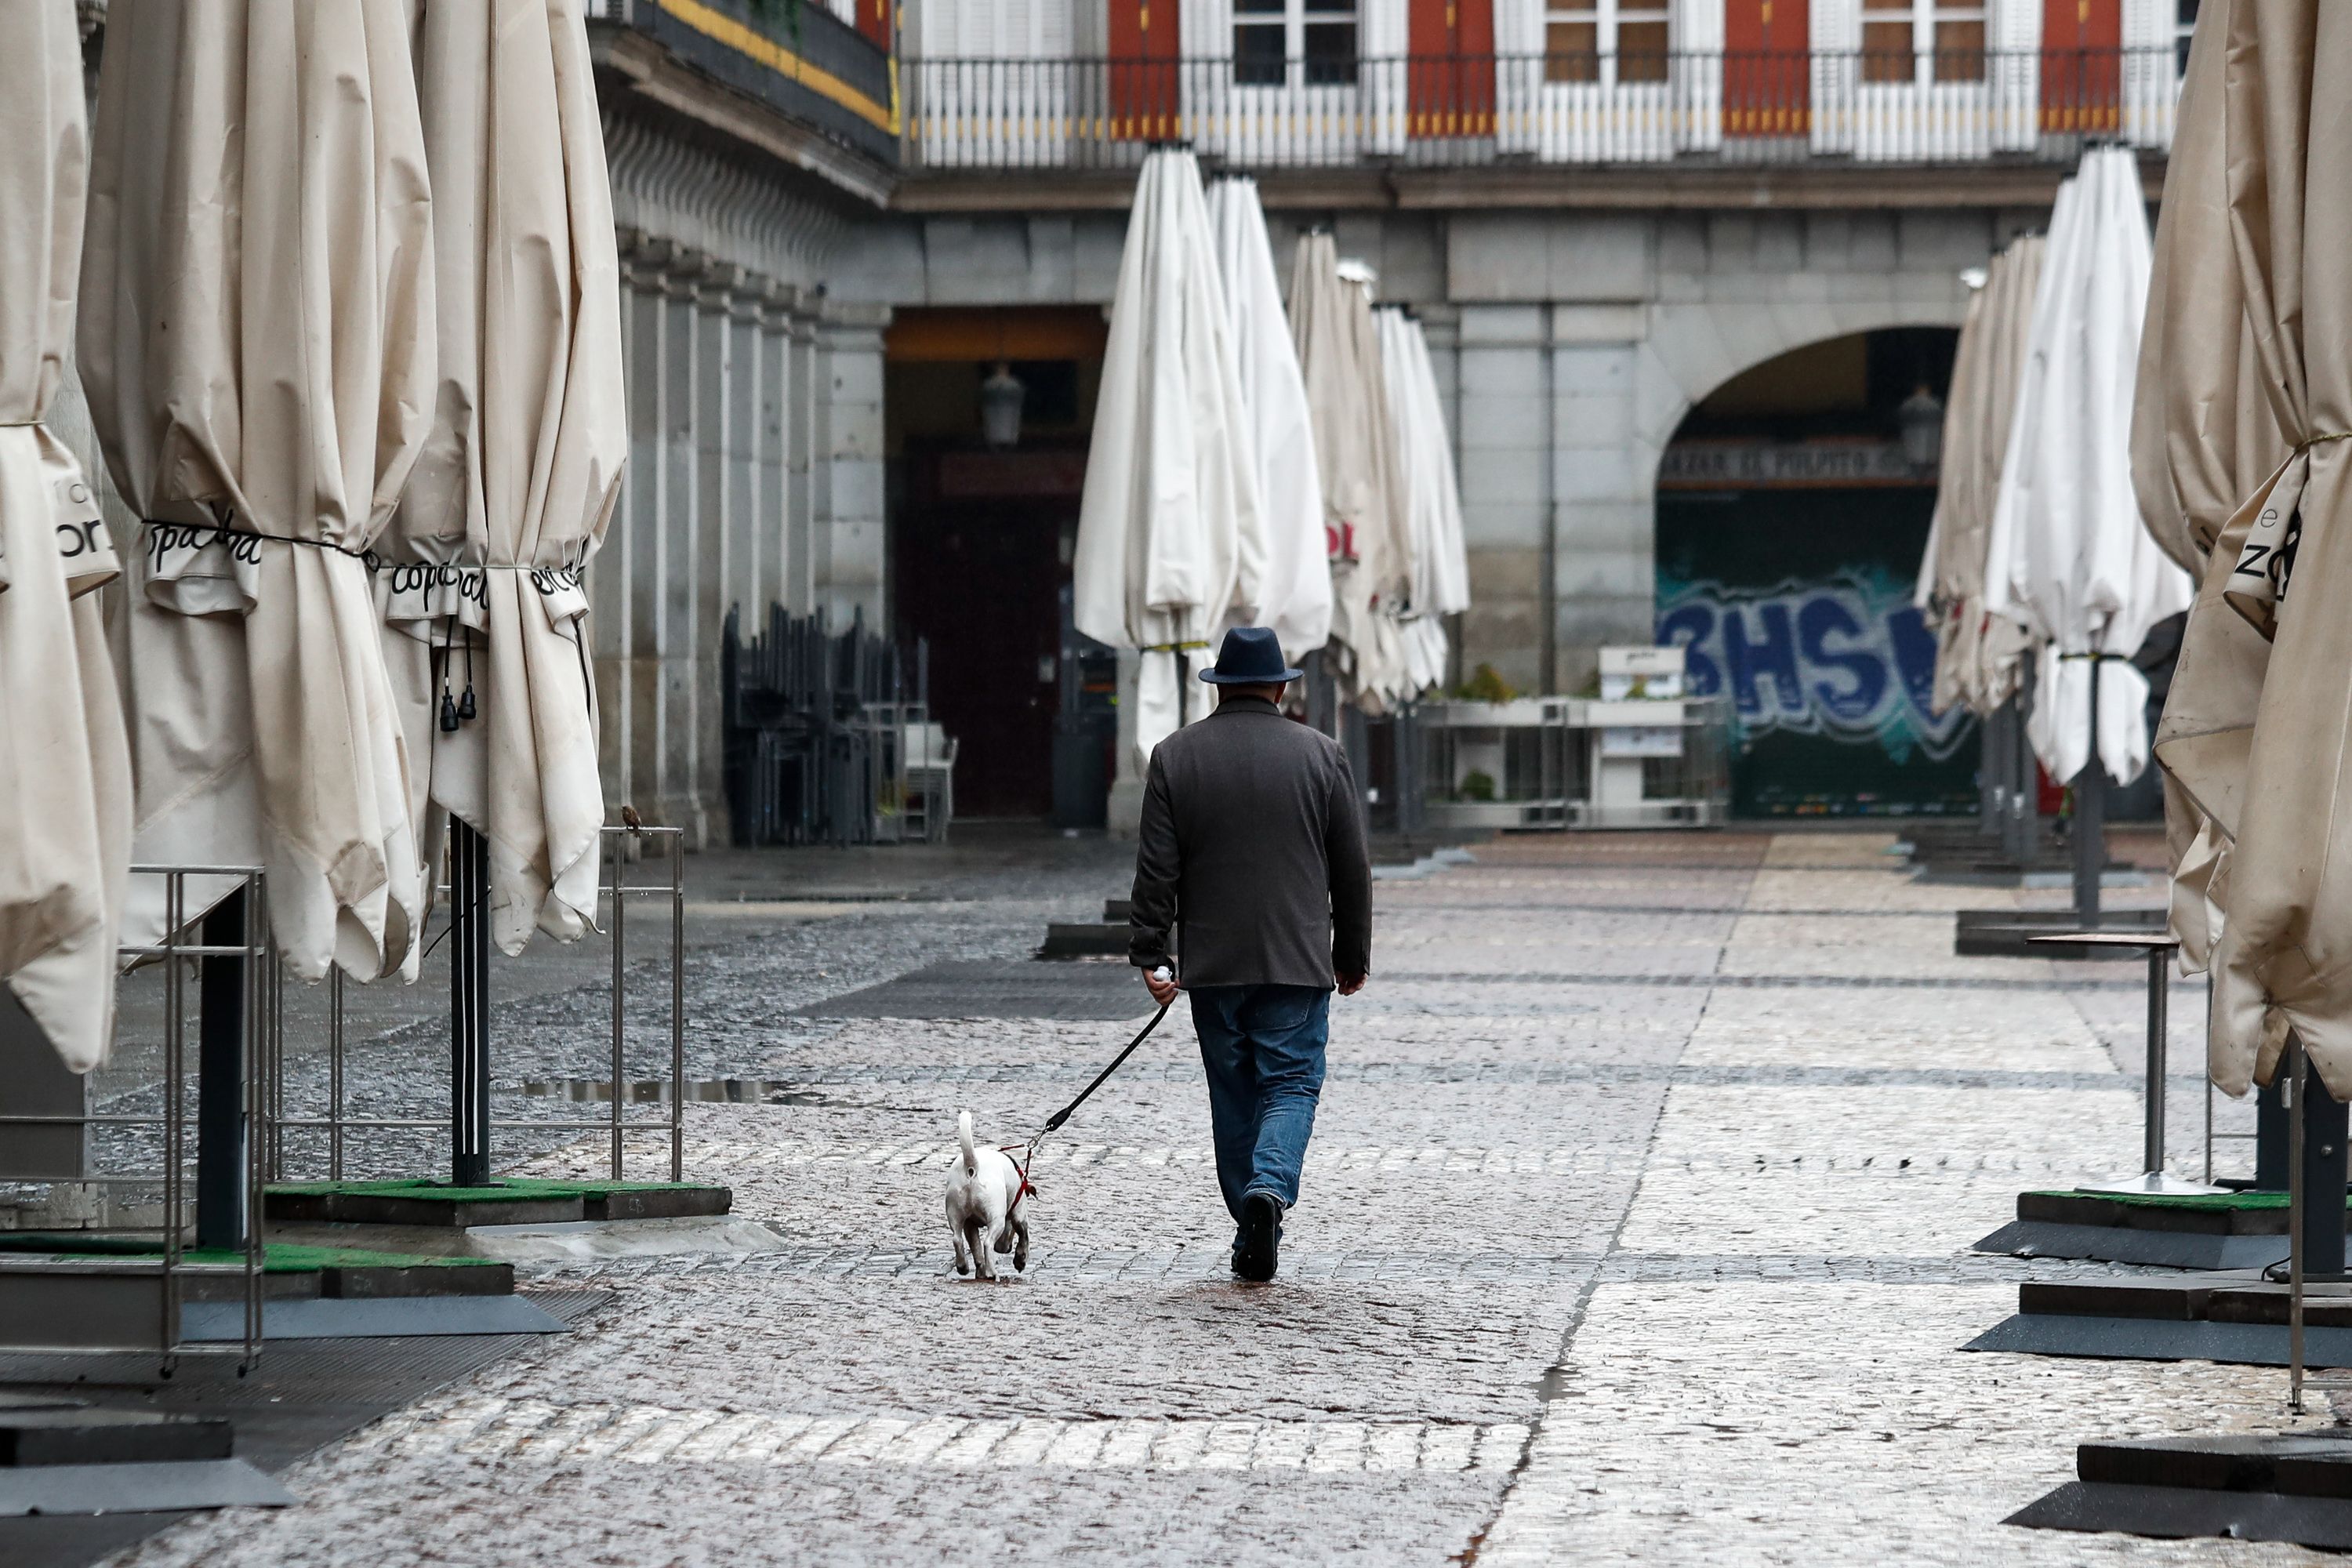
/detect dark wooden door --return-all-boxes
[895,448,1076,818]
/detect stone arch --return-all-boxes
[1631,293,1974,492]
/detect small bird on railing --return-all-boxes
[620,804,644,833]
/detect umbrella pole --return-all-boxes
[2071,659,2103,927]
[195,889,249,1249]
[450,820,492,1188]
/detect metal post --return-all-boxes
[162,873,184,1358]
[609,830,624,1181]
[2145,946,2168,1178]
[671,831,686,1183]
[242,874,265,1368]
[2258,1079,2292,1189]
[2294,1038,2307,1413]
[2071,662,2104,927]
[328,969,345,1181]
[196,887,249,1250]
[1980,692,2001,840]
[450,820,492,1188]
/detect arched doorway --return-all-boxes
[1653,327,1975,818]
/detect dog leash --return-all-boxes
[1006,979,1177,1215]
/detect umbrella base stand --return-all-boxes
[449,821,492,1190]
[1965,1274,2352,1366]
[2009,1436,2352,1551]
[1973,1188,2351,1272]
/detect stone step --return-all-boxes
[2079,1435,2352,1500]
[263,1180,731,1229]
[1038,923,1127,960]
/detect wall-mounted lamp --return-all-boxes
[981,360,1025,449]
[1899,383,1945,474]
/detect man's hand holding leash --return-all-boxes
[1145,964,1362,1000]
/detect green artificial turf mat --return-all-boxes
[0,1235,499,1269]
[2030,1189,2352,1213]
[265,1178,713,1202]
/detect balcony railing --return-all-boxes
[902,48,2181,172]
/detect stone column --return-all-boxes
[814,303,891,630]
[1455,305,1550,694]
[755,284,793,620]
[1549,307,1652,694]
[653,249,706,843]
[786,304,819,617]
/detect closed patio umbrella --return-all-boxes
[2130,0,2286,978]
[0,0,130,1073]
[81,0,437,986]
[1376,305,1471,698]
[1206,175,1330,666]
[374,0,625,1185]
[1984,147,2190,794]
[1915,234,2042,720]
[379,0,625,956]
[1290,234,1408,710]
[2197,0,2352,1096]
[1074,148,1264,772]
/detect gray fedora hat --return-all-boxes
[1198,625,1305,684]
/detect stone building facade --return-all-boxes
[60,0,2193,844]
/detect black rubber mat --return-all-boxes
[798,960,1160,1021]
[2008,1481,2352,1550]
[1963,1312,2352,1367]
[1972,1220,2295,1272]
[0,1289,608,1568]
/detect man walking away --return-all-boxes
[1129,626,1373,1283]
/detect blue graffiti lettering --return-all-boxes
[1721,602,1805,719]
[1658,574,1970,762]
[1797,596,1885,723]
[1656,603,1720,696]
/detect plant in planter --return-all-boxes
[1457,663,1515,704]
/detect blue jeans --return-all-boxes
[1189,985,1330,1237]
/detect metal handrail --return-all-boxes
[299,824,688,1185]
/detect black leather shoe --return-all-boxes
[1234,1192,1282,1282]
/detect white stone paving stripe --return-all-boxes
[347,1399,1527,1476]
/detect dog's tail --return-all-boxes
[957,1109,978,1175]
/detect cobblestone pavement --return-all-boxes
[103,826,2330,1566]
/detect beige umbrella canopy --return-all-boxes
[376,0,626,959]
[0,0,131,1073]
[2131,0,2288,978]
[1289,234,1407,710]
[80,0,437,984]
[1917,234,2042,720]
[2147,0,2352,1096]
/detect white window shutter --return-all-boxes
[1362,0,1409,58]
[1988,0,2037,51]
[1675,0,1725,53]
[1810,0,1857,51]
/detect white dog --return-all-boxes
[944,1110,1031,1280]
